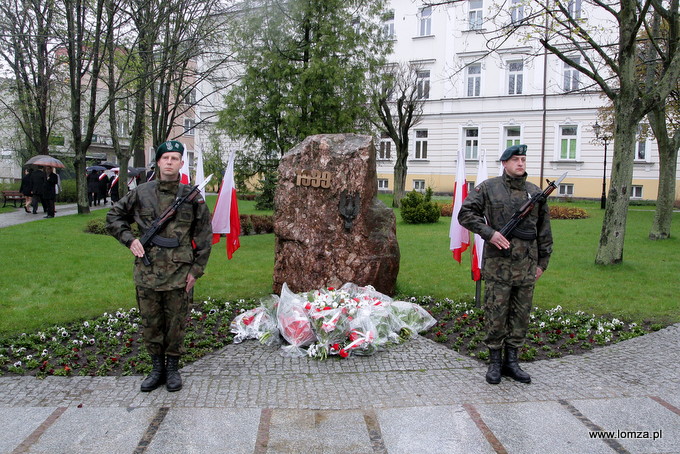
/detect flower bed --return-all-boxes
[230,283,436,360]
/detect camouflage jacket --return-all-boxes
[458,172,552,283]
[106,178,212,291]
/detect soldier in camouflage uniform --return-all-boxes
[107,141,212,392]
[458,144,553,384]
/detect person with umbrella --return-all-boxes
[19,168,33,213]
[41,166,59,218]
[29,166,45,214]
[87,169,100,206]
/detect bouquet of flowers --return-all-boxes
[230,282,436,360]
[230,295,280,346]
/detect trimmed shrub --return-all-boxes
[400,188,441,224]
[57,179,78,203]
[550,206,589,220]
[250,214,274,234]
[440,203,453,217]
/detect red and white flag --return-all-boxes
[180,153,190,184]
[471,151,489,281]
[195,148,206,200]
[211,152,240,259]
[449,148,470,262]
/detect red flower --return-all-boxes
[331,343,340,351]
[569,333,575,339]
[328,287,335,291]
[72,347,79,352]
[243,316,255,326]
[339,349,349,358]
[556,329,562,335]
[305,303,312,310]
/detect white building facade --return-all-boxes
[374,0,675,201]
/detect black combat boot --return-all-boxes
[486,349,502,384]
[140,354,165,392]
[501,346,531,383]
[165,355,183,392]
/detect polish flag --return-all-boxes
[449,148,470,262]
[211,152,240,259]
[471,151,489,281]
[180,154,190,184]
[194,148,206,200]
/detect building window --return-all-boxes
[568,0,582,19]
[469,0,484,30]
[510,0,524,23]
[378,179,389,190]
[184,118,195,136]
[563,58,580,92]
[635,125,648,161]
[504,126,521,148]
[117,120,129,137]
[559,125,578,160]
[413,179,426,191]
[382,10,395,38]
[184,88,197,105]
[631,185,643,199]
[464,128,479,160]
[636,139,646,161]
[419,7,432,36]
[415,130,428,159]
[466,63,481,97]
[416,70,430,99]
[507,60,523,95]
[379,134,392,160]
[559,183,574,197]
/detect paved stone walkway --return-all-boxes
[1,205,679,453]
[1,325,679,453]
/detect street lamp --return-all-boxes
[592,121,611,210]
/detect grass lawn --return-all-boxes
[0,197,678,337]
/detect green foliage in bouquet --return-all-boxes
[400,188,441,224]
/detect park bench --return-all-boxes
[1,190,25,208]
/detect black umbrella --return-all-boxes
[87,165,107,172]
[99,161,117,169]
[128,167,147,177]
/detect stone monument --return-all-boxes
[273,134,400,295]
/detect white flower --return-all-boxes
[83,321,90,328]
[41,349,48,356]
[13,361,22,367]
[26,355,33,360]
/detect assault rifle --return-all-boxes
[499,172,567,239]
[140,174,213,266]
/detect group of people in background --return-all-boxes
[19,166,60,218]
[87,169,114,207]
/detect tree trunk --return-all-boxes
[595,102,638,265]
[393,142,408,208]
[647,107,678,240]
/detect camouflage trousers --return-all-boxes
[483,279,534,350]
[136,286,191,356]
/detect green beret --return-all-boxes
[155,140,184,162]
[500,144,527,161]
